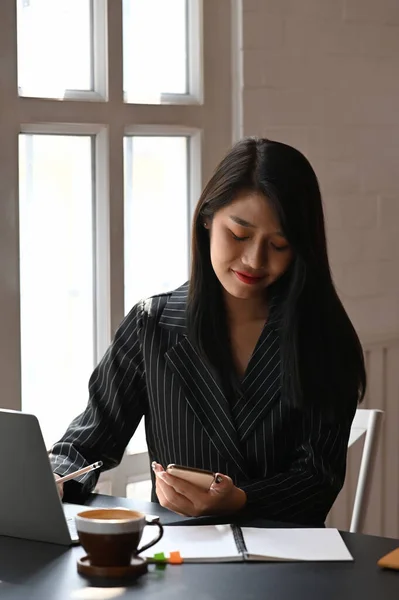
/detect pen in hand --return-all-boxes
[55,461,103,484]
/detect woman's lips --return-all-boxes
[233,271,265,285]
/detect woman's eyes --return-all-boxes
[231,232,249,241]
[230,231,289,251]
[271,243,290,252]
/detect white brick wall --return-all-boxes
[242,0,399,336]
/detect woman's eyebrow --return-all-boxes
[229,215,255,228]
[229,214,285,236]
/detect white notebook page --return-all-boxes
[141,524,240,561]
[242,528,353,561]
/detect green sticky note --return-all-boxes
[153,552,166,562]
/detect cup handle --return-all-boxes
[136,518,164,555]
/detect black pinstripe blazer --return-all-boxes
[51,282,357,525]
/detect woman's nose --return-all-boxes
[242,242,265,270]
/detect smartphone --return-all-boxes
[166,464,216,491]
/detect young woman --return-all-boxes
[51,137,366,525]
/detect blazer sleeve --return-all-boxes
[50,301,147,502]
[239,403,357,525]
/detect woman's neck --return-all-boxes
[223,291,268,326]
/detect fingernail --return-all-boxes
[151,461,157,471]
[215,474,223,484]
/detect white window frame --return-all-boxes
[0,0,234,496]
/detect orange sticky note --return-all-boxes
[169,551,183,565]
[378,547,399,570]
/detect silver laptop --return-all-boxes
[0,408,83,545]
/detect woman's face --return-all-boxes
[206,192,294,300]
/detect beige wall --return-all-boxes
[241,0,399,537]
[242,0,399,337]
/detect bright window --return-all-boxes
[123,0,188,103]
[1,0,231,498]
[19,134,95,448]
[124,135,189,311]
[17,0,92,97]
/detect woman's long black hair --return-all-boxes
[187,137,366,413]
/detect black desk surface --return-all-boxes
[1,494,398,600]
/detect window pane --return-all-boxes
[19,135,94,448]
[123,0,188,103]
[17,0,92,97]
[124,135,189,310]
[127,417,147,455]
[127,480,152,501]
[124,135,189,456]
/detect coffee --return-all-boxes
[75,508,163,567]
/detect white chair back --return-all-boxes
[348,408,384,533]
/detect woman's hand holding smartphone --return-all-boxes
[152,461,246,517]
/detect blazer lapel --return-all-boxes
[231,305,283,443]
[159,284,247,475]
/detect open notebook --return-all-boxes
[141,525,353,563]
